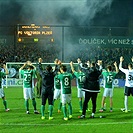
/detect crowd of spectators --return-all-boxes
[65,45,132,66]
[0,43,59,63]
[1,43,132,64]
[65,45,133,79]
[1,42,132,79]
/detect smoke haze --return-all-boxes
[0,0,114,25]
[0,0,132,62]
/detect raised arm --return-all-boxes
[3,64,8,75]
[70,61,75,73]
[37,58,43,75]
[77,58,81,64]
[19,62,27,71]
[97,60,103,71]
[53,59,60,76]
[86,60,90,67]
[29,62,36,70]
[114,62,119,73]
[119,56,124,69]
[119,56,127,73]
[77,58,88,73]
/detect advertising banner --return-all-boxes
[99,79,125,88]
[2,78,23,86]
[2,78,125,88]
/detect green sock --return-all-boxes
[49,105,53,117]
[25,100,29,111]
[41,105,45,117]
[3,100,7,109]
[62,105,67,118]
[58,102,62,110]
[68,103,72,115]
[32,99,37,110]
[79,100,82,110]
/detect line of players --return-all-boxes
[0,56,133,120]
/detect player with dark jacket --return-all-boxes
[78,59,102,118]
[37,58,59,120]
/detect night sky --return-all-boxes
[0,0,132,27]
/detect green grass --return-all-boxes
[0,87,133,133]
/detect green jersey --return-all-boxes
[54,75,61,89]
[74,71,85,89]
[57,72,73,94]
[0,71,5,88]
[102,71,117,88]
[20,69,36,88]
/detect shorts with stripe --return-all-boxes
[23,88,35,99]
[54,89,61,100]
[61,94,71,104]
[103,88,113,97]
[0,88,5,98]
[77,88,85,98]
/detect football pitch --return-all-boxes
[0,87,133,133]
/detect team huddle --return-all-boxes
[0,56,133,121]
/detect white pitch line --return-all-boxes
[0,107,133,110]
[0,121,132,126]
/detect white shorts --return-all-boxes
[54,89,61,100]
[0,88,5,98]
[61,94,71,104]
[23,88,35,100]
[77,88,85,98]
[103,88,113,98]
